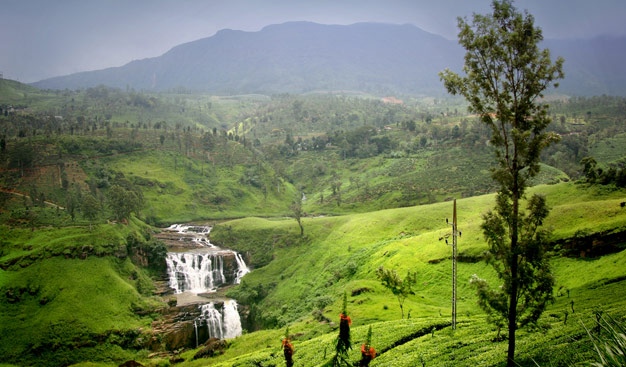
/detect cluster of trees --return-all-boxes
[65,169,144,225]
[272,118,493,161]
[580,156,626,186]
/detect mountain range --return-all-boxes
[32,22,626,96]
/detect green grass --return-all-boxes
[162,279,626,367]
[1,181,624,366]
[0,79,45,104]
[0,219,163,366]
[92,149,298,223]
[189,182,626,366]
[291,145,568,216]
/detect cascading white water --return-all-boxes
[234,253,250,284]
[198,302,225,339]
[193,320,199,348]
[222,300,243,339]
[196,301,242,339]
[166,251,226,293]
[165,225,251,294]
[164,224,247,341]
[166,224,215,248]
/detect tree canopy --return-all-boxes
[440,1,564,365]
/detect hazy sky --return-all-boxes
[2,0,625,83]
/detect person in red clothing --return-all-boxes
[359,326,376,367]
[282,329,294,367]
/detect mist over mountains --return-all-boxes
[32,22,626,96]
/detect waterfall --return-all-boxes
[234,253,250,284]
[198,303,224,339]
[166,252,226,293]
[166,250,250,293]
[166,224,214,248]
[162,224,248,345]
[196,301,242,340]
[222,300,243,339]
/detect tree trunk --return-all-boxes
[507,256,518,367]
[507,173,520,367]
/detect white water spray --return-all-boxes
[234,253,250,284]
[198,302,225,339]
[166,251,226,293]
[222,300,243,339]
[164,224,247,341]
[196,301,242,340]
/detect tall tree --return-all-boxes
[580,156,598,182]
[82,194,100,231]
[291,193,304,236]
[439,1,563,365]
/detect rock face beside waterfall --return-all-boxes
[148,303,208,350]
[155,228,211,250]
[147,301,241,351]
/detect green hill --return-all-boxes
[0,218,165,366]
[183,182,626,367]
[0,79,44,105]
[90,148,297,223]
[1,76,626,367]
[0,181,624,366]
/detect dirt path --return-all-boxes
[0,188,66,209]
[0,147,156,173]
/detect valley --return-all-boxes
[1,77,625,366]
[1,5,626,366]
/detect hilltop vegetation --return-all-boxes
[0,218,166,366]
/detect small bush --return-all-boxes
[586,314,626,367]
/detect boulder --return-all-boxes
[193,338,228,359]
[119,361,143,367]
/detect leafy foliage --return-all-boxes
[376,266,417,319]
[472,193,555,328]
[440,1,564,365]
[107,184,143,222]
[586,313,626,367]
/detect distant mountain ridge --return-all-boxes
[32,22,626,96]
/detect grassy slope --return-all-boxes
[292,146,568,215]
[0,79,44,104]
[93,148,297,223]
[190,182,626,367]
[589,131,626,165]
[0,218,162,366]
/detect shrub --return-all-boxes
[585,313,626,367]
